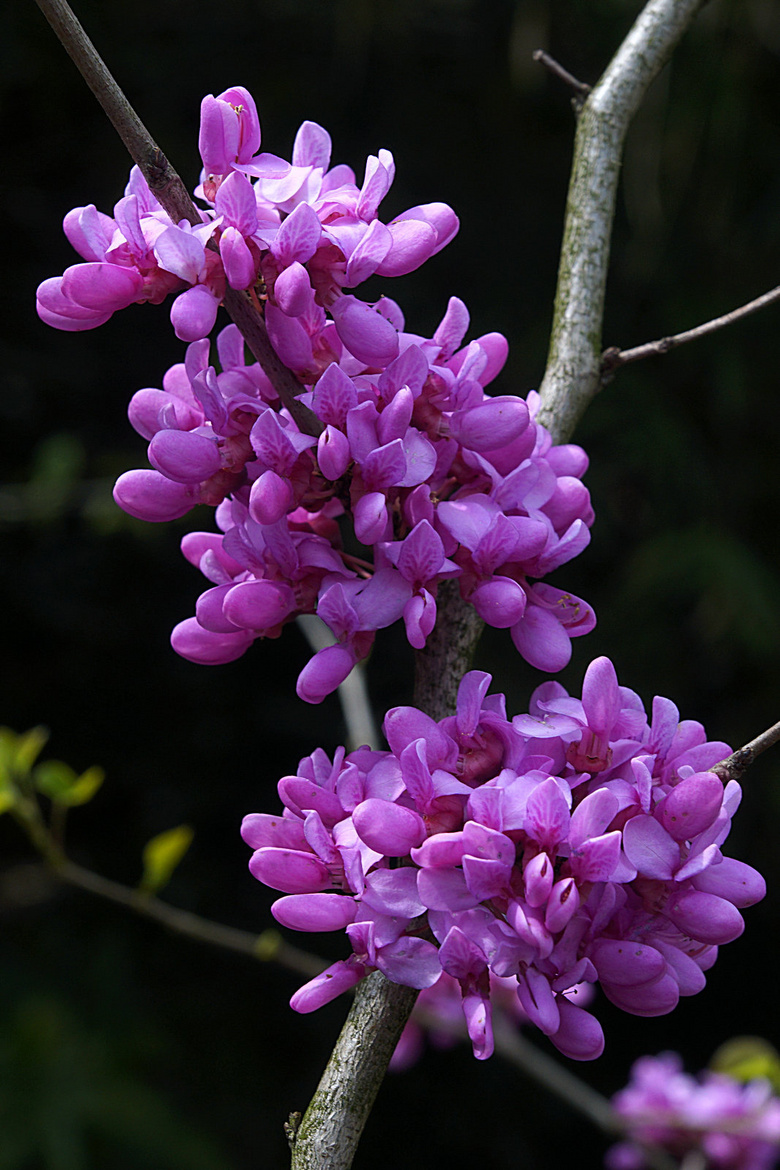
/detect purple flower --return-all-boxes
[41,88,596,695]
[243,659,764,1061]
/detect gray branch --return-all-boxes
[537,0,705,445]
[290,583,484,1170]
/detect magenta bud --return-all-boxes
[544,877,580,934]
[113,470,196,521]
[277,778,345,825]
[274,261,313,317]
[296,644,355,704]
[352,798,426,856]
[545,444,589,478]
[353,491,389,544]
[148,429,221,484]
[517,969,560,1036]
[692,857,766,907]
[511,604,573,673]
[448,397,529,452]
[402,592,437,651]
[471,577,527,628]
[590,939,666,987]
[129,389,201,440]
[657,773,724,842]
[544,477,594,531]
[220,227,257,290]
[317,425,350,481]
[602,972,679,1018]
[290,959,366,1013]
[331,295,399,366]
[241,812,308,851]
[374,219,437,277]
[196,584,243,633]
[271,893,358,931]
[249,846,331,894]
[524,852,554,908]
[549,1000,604,1061]
[170,617,254,664]
[223,579,295,631]
[248,469,295,524]
[170,286,220,343]
[665,890,745,945]
[61,261,144,311]
[36,277,112,330]
[265,303,314,372]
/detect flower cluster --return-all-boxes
[242,657,765,1061]
[115,309,594,696]
[37,85,456,352]
[37,86,596,699]
[607,1053,780,1170]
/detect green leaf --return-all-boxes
[139,826,194,895]
[32,762,104,807]
[32,760,78,800]
[13,726,50,773]
[59,766,104,807]
[0,726,49,778]
[710,1036,780,1091]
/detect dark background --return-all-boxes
[2,0,780,1166]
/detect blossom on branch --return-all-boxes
[37,89,596,693]
[37,85,457,348]
[243,658,764,1061]
[114,308,594,693]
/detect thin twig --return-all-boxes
[32,0,321,438]
[712,719,780,784]
[533,49,592,99]
[53,858,325,979]
[601,284,780,381]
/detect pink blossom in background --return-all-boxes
[607,1053,780,1170]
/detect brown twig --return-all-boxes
[712,719,780,784]
[32,0,321,438]
[533,49,592,101]
[601,283,780,382]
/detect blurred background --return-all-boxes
[2,0,780,1166]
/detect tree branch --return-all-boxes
[290,581,484,1170]
[32,0,321,438]
[600,283,780,380]
[55,858,324,977]
[537,0,704,445]
[712,719,780,784]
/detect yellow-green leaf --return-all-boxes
[710,1036,780,1091]
[59,765,104,807]
[14,726,50,773]
[32,760,78,800]
[0,726,49,778]
[32,761,104,806]
[139,825,194,894]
